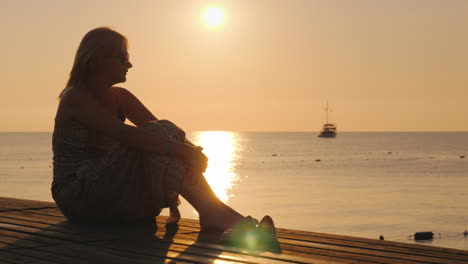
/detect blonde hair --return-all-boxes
[59,27,128,98]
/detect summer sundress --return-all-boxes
[52,119,187,222]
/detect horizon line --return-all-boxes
[1,130,468,133]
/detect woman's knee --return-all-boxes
[141,120,185,141]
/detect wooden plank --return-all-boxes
[0,197,55,207]
[3,209,64,219]
[0,217,234,264]
[0,211,361,263]
[146,230,372,264]
[279,238,467,264]
[0,251,52,264]
[1,210,198,237]
[88,239,313,264]
[0,212,63,226]
[0,241,10,248]
[0,228,81,247]
[278,234,468,262]
[1,211,465,264]
[20,208,63,218]
[164,219,468,263]
[89,224,371,264]
[0,214,314,264]
[276,228,468,256]
[0,201,51,209]
[7,211,468,263]
[162,238,363,264]
[0,235,45,248]
[0,205,56,213]
[0,198,55,212]
[0,213,198,247]
[1,211,202,241]
[6,243,250,264]
[2,232,242,264]
[0,215,176,242]
[2,197,468,264]
[0,213,352,264]
[159,216,468,262]
[3,246,138,264]
[0,220,109,244]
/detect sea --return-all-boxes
[1,131,468,250]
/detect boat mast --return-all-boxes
[326,100,329,124]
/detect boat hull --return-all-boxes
[318,132,337,138]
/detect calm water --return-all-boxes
[1,132,468,250]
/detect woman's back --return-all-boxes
[52,119,97,184]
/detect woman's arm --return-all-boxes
[61,88,207,170]
[115,87,157,127]
[116,87,200,148]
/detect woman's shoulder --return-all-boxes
[56,86,79,121]
[112,86,141,106]
[57,86,102,121]
[112,86,134,98]
[60,86,93,104]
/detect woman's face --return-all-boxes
[98,41,133,85]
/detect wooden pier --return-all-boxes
[1,197,468,263]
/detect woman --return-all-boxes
[52,27,275,236]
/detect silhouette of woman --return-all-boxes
[52,27,276,241]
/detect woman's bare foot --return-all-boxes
[199,205,245,231]
[222,203,244,220]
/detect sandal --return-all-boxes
[256,215,281,253]
[257,215,276,239]
[220,216,258,249]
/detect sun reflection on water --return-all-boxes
[191,131,240,203]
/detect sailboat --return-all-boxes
[318,101,337,138]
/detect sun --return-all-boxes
[204,7,224,27]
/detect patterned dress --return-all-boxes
[51,119,187,222]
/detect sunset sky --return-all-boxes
[1,0,467,132]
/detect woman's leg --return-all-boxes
[140,120,243,228]
[195,175,244,220]
[179,174,244,231]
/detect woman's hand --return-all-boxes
[182,144,208,184]
[170,141,207,183]
[185,144,208,172]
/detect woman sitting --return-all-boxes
[52,27,275,238]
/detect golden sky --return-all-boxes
[1,0,467,132]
